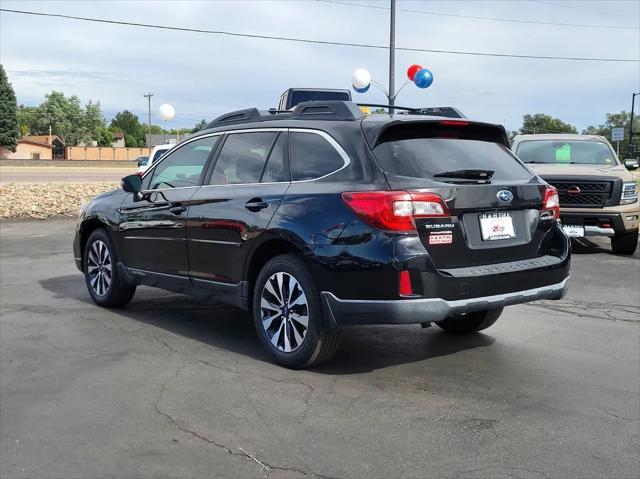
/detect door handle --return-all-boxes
[245,198,269,211]
[169,204,187,215]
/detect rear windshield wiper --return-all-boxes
[433,169,495,180]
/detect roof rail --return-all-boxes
[206,108,271,128]
[357,103,466,119]
[357,103,417,113]
[206,100,364,129]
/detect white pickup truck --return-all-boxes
[137,144,174,174]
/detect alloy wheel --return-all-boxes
[260,272,309,353]
[87,240,112,296]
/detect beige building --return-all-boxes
[1,135,151,161]
[2,135,65,160]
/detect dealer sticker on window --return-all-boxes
[479,212,516,241]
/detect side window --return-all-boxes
[148,137,219,189]
[289,132,345,181]
[260,133,287,183]
[209,132,278,185]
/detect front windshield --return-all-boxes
[516,140,617,165]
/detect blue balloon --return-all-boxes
[413,68,433,89]
[353,84,370,93]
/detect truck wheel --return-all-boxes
[611,229,638,255]
[84,229,136,307]
[436,308,503,335]
[253,254,340,369]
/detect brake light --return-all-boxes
[341,191,450,232]
[542,186,560,220]
[439,120,469,127]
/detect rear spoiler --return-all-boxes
[364,119,510,149]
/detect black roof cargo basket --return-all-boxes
[206,100,364,129]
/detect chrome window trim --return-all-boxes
[139,127,352,192]
[140,132,226,183]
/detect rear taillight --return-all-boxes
[542,186,560,220]
[341,191,450,232]
[399,270,413,296]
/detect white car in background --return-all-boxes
[137,144,174,174]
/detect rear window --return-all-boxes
[290,132,345,181]
[515,140,616,165]
[373,138,531,181]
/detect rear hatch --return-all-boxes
[368,119,555,269]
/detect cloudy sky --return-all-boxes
[1,0,639,131]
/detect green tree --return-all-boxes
[36,91,87,145]
[519,114,577,135]
[583,111,639,157]
[110,110,145,146]
[17,105,41,136]
[0,65,19,152]
[83,100,107,144]
[124,133,138,148]
[94,125,114,147]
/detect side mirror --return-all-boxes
[121,174,143,194]
[624,159,639,170]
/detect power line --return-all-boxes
[1,8,638,63]
[315,0,639,30]
[535,0,631,20]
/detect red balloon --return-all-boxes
[407,64,422,80]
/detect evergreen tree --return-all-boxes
[0,65,19,153]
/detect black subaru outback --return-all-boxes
[74,101,570,368]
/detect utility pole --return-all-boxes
[144,92,153,145]
[388,0,396,114]
[629,92,638,157]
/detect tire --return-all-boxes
[436,308,503,335]
[611,229,638,255]
[252,254,340,369]
[83,228,136,307]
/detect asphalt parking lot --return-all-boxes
[1,219,638,479]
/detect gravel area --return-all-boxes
[1,160,136,168]
[0,182,119,219]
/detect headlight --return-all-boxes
[620,182,638,205]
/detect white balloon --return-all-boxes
[352,68,371,89]
[158,104,176,121]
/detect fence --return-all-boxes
[65,147,152,161]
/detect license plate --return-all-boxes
[479,212,516,241]
[562,225,584,238]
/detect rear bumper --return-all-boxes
[322,277,569,326]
